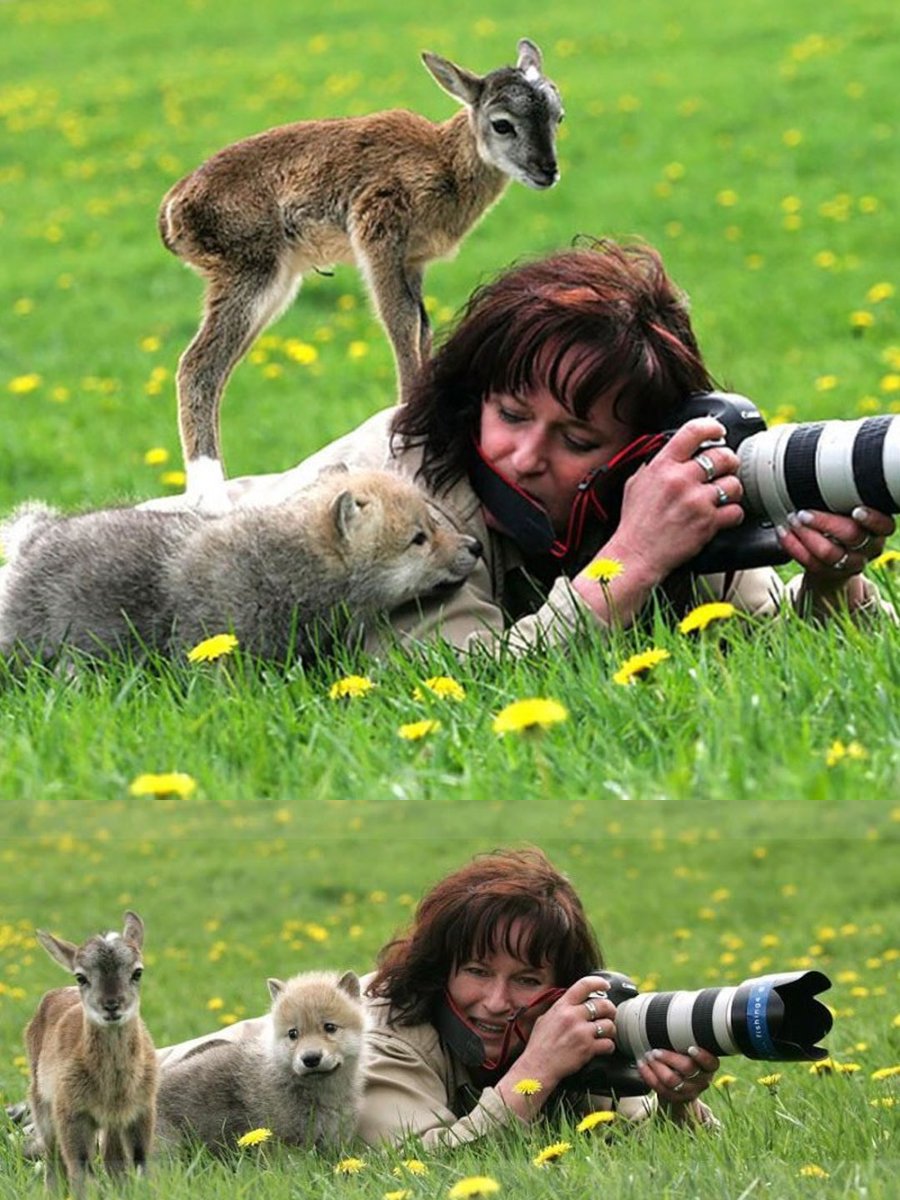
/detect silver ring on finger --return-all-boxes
[583,998,598,1021]
[833,551,851,571]
[672,1079,686,1093]
[713,484,729,508]
[683,1068,703,1081]
[694,452,716,484]
[848,533,872,552]
[594,1020,608,1040]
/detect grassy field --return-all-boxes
[1,0,898,1196]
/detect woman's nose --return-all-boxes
[483,979,514,1013]
[509,430,548,475]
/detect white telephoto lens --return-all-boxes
[738,425,796,523]
[814,420,866,513]
[882,419,900,507]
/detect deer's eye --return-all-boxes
[410,530,428,547]
[491,118,515,136]
[287,1028,299,1041]
[74,973,88,987]
[131,968,143,983]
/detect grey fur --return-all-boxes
[0,470,480,664]
[156,970,365,1154]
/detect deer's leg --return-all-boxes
[349,195,426,402]
[177,262,300,512]
[101,1125,127,1173]
[55,1110,96,1199]
[127,1107,154,1175]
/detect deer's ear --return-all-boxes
[516,39,543,76]
[122,911,144,949]
[421,52,483,107]
[36,930,79,973]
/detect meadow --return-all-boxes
[0,0,898,1196]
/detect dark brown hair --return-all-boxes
[367,847,603,1025]
[391,238,714,493]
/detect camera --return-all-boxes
[564,968,833,1097]
[672,393,900,573]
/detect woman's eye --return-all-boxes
[499,407,526,425]
[564,435,600,454]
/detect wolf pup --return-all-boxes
[156,970,365,1153]
[0,469,481,664]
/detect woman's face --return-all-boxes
[447,921,556,1059]
[479,372,635,534]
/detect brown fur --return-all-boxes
[157,39,563,510]
[24,913,157,1197]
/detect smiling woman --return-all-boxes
[182,238,893,654]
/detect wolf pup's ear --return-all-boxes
[333,491,365,539]
[337,971,361,1000]
[267,978,286,1001]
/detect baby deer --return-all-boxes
[159,38,563,511]
[25,911,157,1197]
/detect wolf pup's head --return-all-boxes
[267,969,365,1080]
[321,469,482,609]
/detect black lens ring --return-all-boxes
[691,989,725,1056]
[852,416,895,512]
[644,994,676,1050]
[782,423,826,511]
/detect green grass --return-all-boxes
[1,0,899,1196]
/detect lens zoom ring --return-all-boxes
[852,417,894,512]
[783,424,826,511]
[691,989,725,1055]
[644,994,675,1050]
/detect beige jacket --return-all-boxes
[225,406,847,655]
[156,973,656,1149]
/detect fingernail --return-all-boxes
[775,524,787,540]
[786,511,801,528]
[687,1045,701,1058]
[793,510,814,526]
[852,506,869,522]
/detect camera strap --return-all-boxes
[467,434,667,566]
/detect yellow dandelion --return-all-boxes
[825,739,868,768]
[448,1177,501,1199]
[716,189,739,207]
[398,719,441,741]
[385,1191,412,1200]
[714,1074,739,1090]
[393,1159,429,1177]
[576,1110,616,1131]
[582,557,624,583]
[329,674,375,700]
[871,1065,900,1080]
[160,470,187,488]
[284,339,318,365]
[850,311,875,330]
[348,341,369,359]
[532,1140,572,1167]
[492,697,568,735]
[334,1157,366,1175]
[8,373,42,394]
[237,1127,272,1148]
[678,601,737,634]
[870,1097,895,1108]
[128,772,196,799]
[512,1078,543,1096]
[809,1057,860,1074]
[206,997,224,1010]
[187,633,239,663]
[612,647,670,686]
[757,1073,782,1088]
[815,375,839,391]
[867,282,895,304]
[140,335,161,352]
[414,675,466,701]
[870,549,900,570]
[798,1165,829,1180]
[143,446,170,466]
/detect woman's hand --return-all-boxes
[574,419,745,627]
[637,1045,720,1106]
[775,506,894,609]
[509,975,619,1090]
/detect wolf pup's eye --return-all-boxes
[287,1027,299,1040]
[323,1022,338,1034]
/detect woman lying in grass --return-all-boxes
[157,847,720,1146]
[216,238,894,655]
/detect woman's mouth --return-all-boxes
[472,1018,508,1040]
